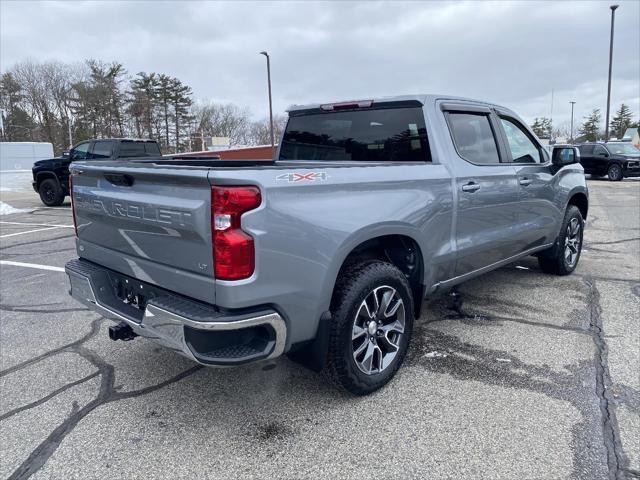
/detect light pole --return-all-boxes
[569,101,576,143]
[259,51,275,149]
[605,4,619,142]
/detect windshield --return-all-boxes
[279,106,430,162]
[607,143,640,155]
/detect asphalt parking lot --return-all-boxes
[1,179,638,480]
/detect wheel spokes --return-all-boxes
[351,285,407,376]
[352,324,366,341]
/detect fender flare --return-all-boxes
[35,171,61,189]
[317,223,426,314]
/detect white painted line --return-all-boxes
[0,221,74,228]
[0,226,64,238]
[0,260,65,272]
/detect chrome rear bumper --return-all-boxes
[65,259,287,366]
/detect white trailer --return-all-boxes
[0,142,54,171]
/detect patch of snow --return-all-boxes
[424,351,448,359]
[0,201,33,216]
[495,358,512,363]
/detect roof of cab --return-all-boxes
[286,94,504,113]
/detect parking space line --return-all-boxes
[0,260,65,272]
[0,221,74,228]
[0,226,67,238]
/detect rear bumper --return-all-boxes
[65,259,287,366]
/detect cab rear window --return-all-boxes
[279,107,430,162]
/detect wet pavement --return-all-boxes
[1,179,638,479]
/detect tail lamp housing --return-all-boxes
[69,174,78,237]
[212,186,261,280]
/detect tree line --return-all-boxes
[530,103,638,142]
[0,59,286,154]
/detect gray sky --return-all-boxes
[1,0,639,128]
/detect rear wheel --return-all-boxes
[607,163,623,181]
[538,205,584,275]
[38,178,64,206]
[323,261,414,395]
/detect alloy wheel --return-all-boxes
[352,286,405,375]
[564,217,582,267]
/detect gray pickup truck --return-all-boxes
[65,95,588,395]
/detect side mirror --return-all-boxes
[62,150,70,158]
[552,146,579,167]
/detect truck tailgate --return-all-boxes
[71,161,215,303]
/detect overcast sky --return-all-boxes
[1,0,639,128]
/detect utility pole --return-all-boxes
[259,51,275,149]
[605,4,619,142]
[549,88,554,143]
[569,101,576,143]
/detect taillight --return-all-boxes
[212,186,261,280]
[69,174,78,237]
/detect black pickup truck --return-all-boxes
[576,142,640,181]
[32,138,162,206]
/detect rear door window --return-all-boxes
[447,113,501,164]
[144,143,161,155]
[118,142,148,158]
[578,145,594,155]
[90,140,113,159]
[279,106,430,162]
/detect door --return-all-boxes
[592,144,610,175]
[497,115,561,250]
[443,109,522,276]
[578,145,595,173]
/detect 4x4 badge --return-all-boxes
[276,172,329,183]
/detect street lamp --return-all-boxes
[604,4,619,142]
[259,51,275,149]
[569,101,576,143]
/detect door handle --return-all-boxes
[461,182,481,193]
[519,178,532,186]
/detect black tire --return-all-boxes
[38,178,64,206]
[538,205,584,275]
[607,163,623,181]
[323,261,414,395]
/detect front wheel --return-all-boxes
[538,205,584,275]
[38,178,64,206]
[323,261,414,395]
[608,163,624,181]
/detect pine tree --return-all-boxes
[169,77,193,153]
[578,109,601,142]
[128,72,158,139]
[531,117,552,138]
[0,72,35,141]
[609,104,633,139]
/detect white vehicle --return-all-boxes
[0,142,54,171]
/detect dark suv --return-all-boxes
[576,142,640,181]
[32,138,161,206]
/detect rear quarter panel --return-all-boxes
[211,162,454,346]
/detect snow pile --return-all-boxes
[0,201,33,216]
